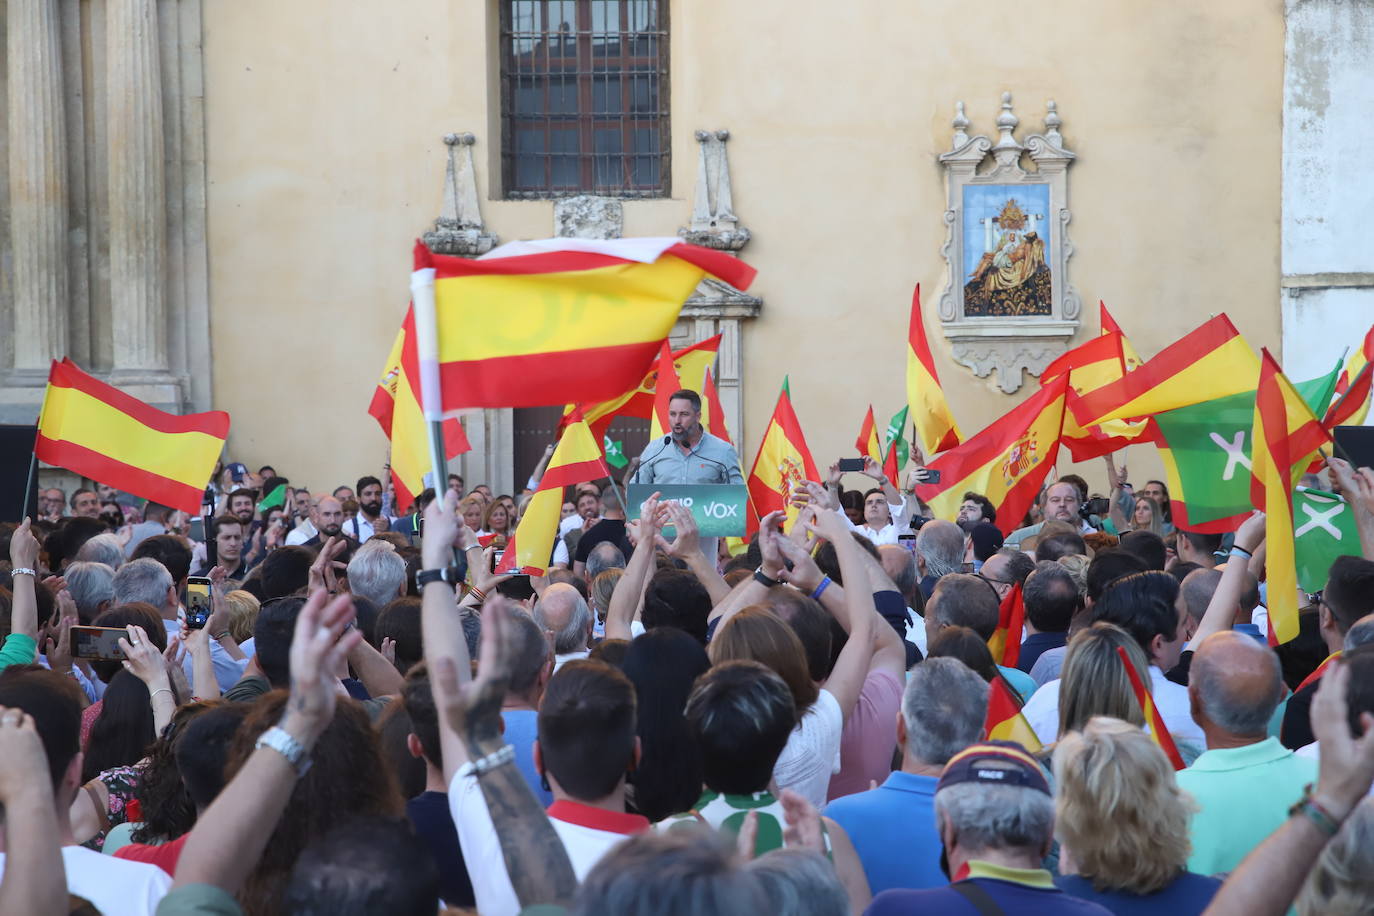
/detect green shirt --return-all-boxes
[1175,737,1316,875]
[660,789,831,859]
[0,633,37,672]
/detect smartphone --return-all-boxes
[898,533,918,554]
[915,468,942,485]
[72,626,129,660]
[1333,426,1374,470]
[230,462,247,483]
[837,458,865,473]
[492,549,504,571]
[189,518,205,542]
[417,515,425,538]
[185,576,213,630]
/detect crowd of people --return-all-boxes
[3,389,1374,916]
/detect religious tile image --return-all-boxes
[962,183,1052,317]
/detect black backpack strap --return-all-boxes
[950,880,1005,916]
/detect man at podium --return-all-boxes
[630,389,743,486]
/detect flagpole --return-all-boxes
[1324,358,1373,426]
[409,247,457,564]
[20,451,37,521]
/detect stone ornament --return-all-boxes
[423,133,498,257]
[679,129,751,251]
[937,93,1081,393]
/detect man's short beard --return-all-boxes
[320,524,342,537]
[362,502,382,517]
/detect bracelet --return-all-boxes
[810,576,833,601]
[754,567,783,589]
[1230,546,1254,560]
[465,585,487,603]
[212,631,231,641]
[150,687,174,702]
[10,567,35,578]
[457,744,516,779]
[1290,795,1341,837]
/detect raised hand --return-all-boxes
[800,504,851,544]
[776,535,824,593]
[757,511,787,579]
[119,624,171,688]
[658,501,701,560]
[1310,659,1374,820]
[44,617,74,675]
[308,536,348,594]
[282,590,361,745]
[827,462,843,488]
[9,518,38,571]
[1234,510,1267,554]
[434,595,517,747]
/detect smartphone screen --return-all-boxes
[898,534,919,554]
[72,626,129,660]
[836,458,865,472]
[186,576,213,630]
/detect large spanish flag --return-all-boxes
[1072,314,1259,428]
[1324,324,1373,429]
[986,582,1026,669]
[1252,349,1330,645]
[369,307,472,513]
[747,380,820,530]
[914,376,1069,535]
[984,677,1042,752]
[1117,646,1185,769]
[562,334,722,441]
[701,367,732,444]
[36,359,229,515]
[415,239,752,411]
[907,285,962,455]
[648,341,683,442]
[496,417,609,575]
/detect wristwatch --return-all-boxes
[417,565,465,588]
[754,566,783,588]
[255,726,313,777]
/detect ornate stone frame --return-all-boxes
[937,93,1081,393]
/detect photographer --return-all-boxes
[1007,480,1104,550]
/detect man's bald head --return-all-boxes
[879,545,918,604]
[916,520,965,580]
[315,496,344,538]
[533,583,592,654]
[1189,630,1284,739]
[1179,568,1224,623]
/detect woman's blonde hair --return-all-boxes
[1132,496,1164,536]
[590,568,624,618]
[1296,797,1374,916]
[1057,554,1090,600]
[1053,716,1196,894]
[481,499,511,534]
[1058,623,1149,739]
[707,606,818,714]
[225,589,261,643]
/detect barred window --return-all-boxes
[500,0,669,198]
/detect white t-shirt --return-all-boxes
[773,687,843,808]
[0,846,171,916]
[449,771,649,916]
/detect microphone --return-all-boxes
[632,436,675,484]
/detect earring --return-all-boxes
[540,772,551,793]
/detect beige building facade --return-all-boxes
[4,0,1369,502]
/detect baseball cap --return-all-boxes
[936,740,1050,796]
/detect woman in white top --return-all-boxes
[707,505,878,807]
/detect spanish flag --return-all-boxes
[368,308,472,512]
[701,367,732,444]
[856,406,884,466]
[1252,349,1330,645]
[1072,314,1259,428]
[1040,332,1146,461]
[984,677,1042,752]
[1099,302,1142,371]
[906,285,962,455]
[986,582,1025,669]
[562,334,722,441]
[1323,324,1373,429]
[648,341,683,442]
[495,417,609,575]
[1117,646,1185,769]
[914,377,1069,536]
[747,380,820,530]
[36,359,229,515]
[416,239,752,411]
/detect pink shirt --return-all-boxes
[827,669,903,802]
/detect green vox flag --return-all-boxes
[1152,368,1340,532]
[256,483,287,513]
[884,406,910,469]
[604,436,628,469]
[1293,488,1359,593]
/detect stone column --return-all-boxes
[7,0,69,372]
[107,0,169,378]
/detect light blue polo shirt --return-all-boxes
[824,770,943,895]
[630,431,743,485]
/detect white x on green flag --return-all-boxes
[1293,487,1358,593]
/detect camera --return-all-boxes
[1080,497,1111,520]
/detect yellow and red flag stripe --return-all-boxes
[561,333,722,441]
[986,582,1026,669]
[496,416,610,575]
[701,367,732,444]
[1072,314,1259,428]
[856,406,884,465]
[416,240,751,411]
[907,285,962,455]
[1252,349,1329,645]
[36,359,229,515]
[368,307,471,512]
[1117,646,1185,769]
[984,677,1042,752]
[648,340,683,442]
[1323,325,1373,429]
[914,377,1069,536]
[747,380,820,530]
[1099,301,1142,371]
[1040,332,1146,461]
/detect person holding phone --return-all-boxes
[825,457,910,546]
[629,389,743,486]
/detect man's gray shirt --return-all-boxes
[631,431,744,486]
